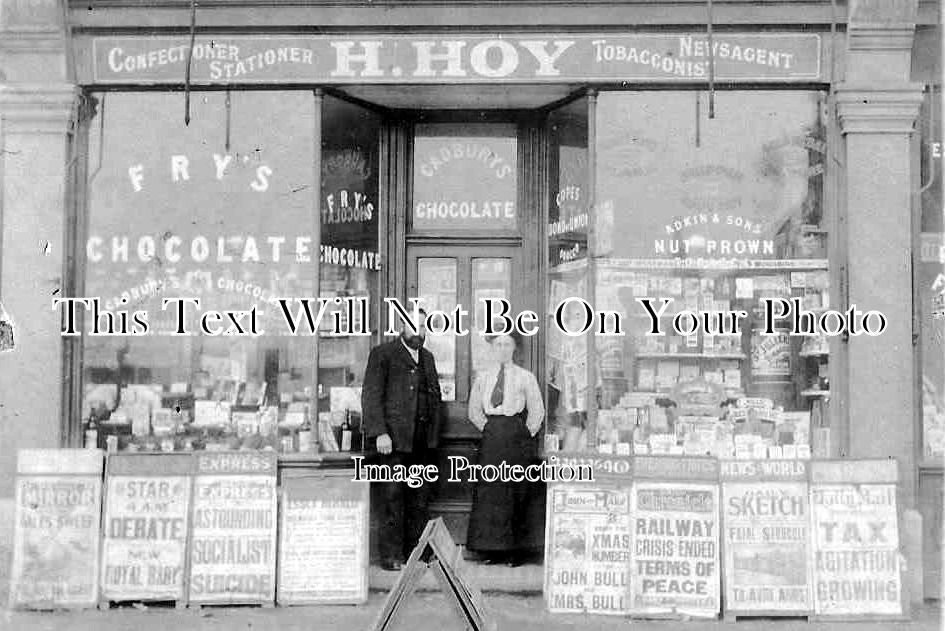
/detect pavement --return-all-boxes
[1,594,941,631]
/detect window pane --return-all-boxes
[548,100,589,267]
[592,91,828,458]
[317,96,382,447]
[471,258,512,373]
[412,123,517,232]
[545,99,592,452]
[82,91,316,452]
[417,258,457,401]
[919,88,945,463]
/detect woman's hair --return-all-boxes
[486,329,524,348]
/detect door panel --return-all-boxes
[407,245,522,544]
[407,246,522,432]
[402,116,541,548]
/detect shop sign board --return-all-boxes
[9,449,105,610]
[543,453,633,615]
[101,453,194,603]
[277,469,369,605]
[188,451,278,605]
[88,33,822,85]
[629,456,720,619]
[720,459,812,616]
[809,460,904,619]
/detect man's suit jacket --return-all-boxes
[361,338,443,452]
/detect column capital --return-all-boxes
[835,84,924,135]
[848,23,917,51]
[0,83,80,135]
[843,0,918,82]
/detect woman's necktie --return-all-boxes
[490,364,505,408]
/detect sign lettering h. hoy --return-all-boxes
[90,34,822,85]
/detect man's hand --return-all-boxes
[376,433,393,455]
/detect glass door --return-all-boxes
[406,247,520,425]
[405,118,529,543]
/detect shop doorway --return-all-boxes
[403,118,542,549]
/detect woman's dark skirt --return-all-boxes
[466,411,543,553]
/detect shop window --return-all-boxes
[316,95,382,453]
[547,90,830,457]
[545,97,591,451]
[80,91,317,452]
[919,87,945,464]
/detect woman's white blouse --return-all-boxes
[468,361,545,436]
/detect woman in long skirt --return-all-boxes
[466,331,545,566]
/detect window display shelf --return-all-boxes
[800,389,830,398]
[636,352,746,360]
[596,258,829,272]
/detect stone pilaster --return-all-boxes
[834,0,923,508]
[0,1,77,497]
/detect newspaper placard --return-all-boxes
[630,456,720,618]
[277,470,369,605]
[188,452,278,605]
[544,484,633,615]
[721,459,812,614]
[9,449,104,610]
[810,483,902,617]
[101,454,193,602]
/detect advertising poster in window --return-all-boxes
[277,471,369,605]
[629,456,720,618]
[319,95,382,387]
[9,450,104,610]
[188,452,278,605]
[721,459,812,615]
[101,454,194,603]
[594,91,824,263]
[750,331,793,377]
[548,99,589,268]
[417,258,458,400]
[810,483,902,618]
[544,454,633,615]
[84,91,316,343]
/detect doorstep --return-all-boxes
[369,560,544,594]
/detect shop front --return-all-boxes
[0,0,941,617]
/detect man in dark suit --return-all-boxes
[361,308,443,570]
